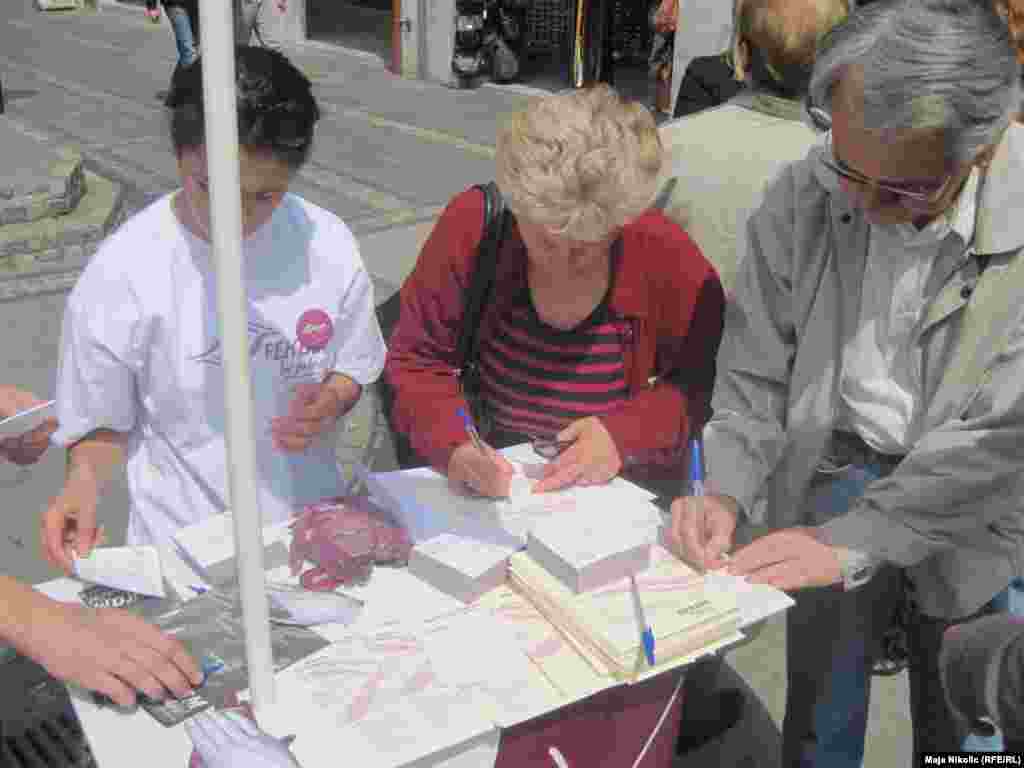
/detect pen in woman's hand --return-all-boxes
[457,407,488,454]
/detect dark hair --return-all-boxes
[167,45,320,170]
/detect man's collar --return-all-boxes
[947,167,980,247]
[974,122,1024,255]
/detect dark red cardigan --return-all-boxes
[384,187,725,473]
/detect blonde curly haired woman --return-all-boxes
[386,85,724,502]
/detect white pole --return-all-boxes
[196,2,275,710]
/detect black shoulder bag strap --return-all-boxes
[455,182,508,424]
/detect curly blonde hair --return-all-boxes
[496,85,663,242]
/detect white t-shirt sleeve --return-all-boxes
[333,260,387,387]
[53,262,146,446]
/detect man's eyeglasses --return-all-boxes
[805,100,954,209]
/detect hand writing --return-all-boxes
[448,440,515,498]
[531,416,621,493]
[668,494,738,572]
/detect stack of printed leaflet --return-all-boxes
[508,542,741,683]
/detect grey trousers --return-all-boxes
[236,0,283,50]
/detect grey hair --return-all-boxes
[809,0,1022,165]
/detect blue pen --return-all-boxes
[630,574,656,667]
[688,437,705,497]
[457,407,487,454]
[688,437,712,572]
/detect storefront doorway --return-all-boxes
[305,0,393,63]
[490,0,666,118]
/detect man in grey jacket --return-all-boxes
[669,0,1024,765]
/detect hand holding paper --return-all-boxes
[448,439,515,498]
[0,389,56,465]
[72,546,166,598]
[186,710,301,768]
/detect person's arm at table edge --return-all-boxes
[0,574,203,705]
[385,188,487,471]
[600,259,725,460]
[0,575,61,654]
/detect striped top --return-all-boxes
[478,283,630,441]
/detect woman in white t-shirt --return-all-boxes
[42,45,387,571]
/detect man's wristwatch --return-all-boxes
[833,546,877,591]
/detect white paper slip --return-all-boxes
[266,629,496,768]
[266,582,365,627]
[526,510,654,593]
[0,400,55,438]
[72,546,166,598]
[703,569,795,628]
[421,610,563,727]
[263,562,466,639]
[409,533,517,604]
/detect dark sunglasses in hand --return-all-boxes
[531,436,575,459]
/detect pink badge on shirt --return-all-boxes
[296,309,333,351]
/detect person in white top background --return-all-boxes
[41,45,386,572]
[669,0,1024,765]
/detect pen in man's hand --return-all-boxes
[457,407,487,454]
[688,437,708,572]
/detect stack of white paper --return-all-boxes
[365,444,661,549]
[526,509,654,593]
[408,533,518,604]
